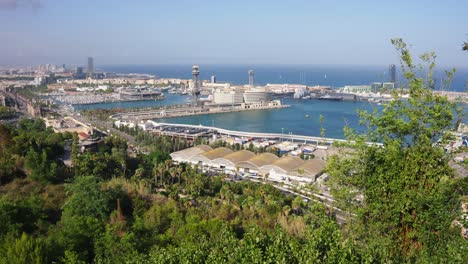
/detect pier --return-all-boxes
[110,101,289,121]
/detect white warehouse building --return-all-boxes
[171,146,326,186]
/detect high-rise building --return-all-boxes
[248,70,254,86]
[211,75,216,84]
[371,82,383,92]
[389,64,396,84]
[75,67,84,79]
[87,57,94,78]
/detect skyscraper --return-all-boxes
[389,64,396,84]
[248,70,254,86]
[87,57,94,79]
[74,67,84,79]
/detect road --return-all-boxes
[72,114,137,145]
[154,122,382,146]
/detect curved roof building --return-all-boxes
[236,152,279,171]
[190,147,233,164]
[170,145,212,162]
[260,156,304,175]
[212,150,256,168]
[287,159,326,178]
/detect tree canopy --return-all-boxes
[326,38,468,261]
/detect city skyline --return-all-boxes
[0,0,467,67]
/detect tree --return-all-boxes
[62,176,113,220]
[319,114,326,146]
[0,124,15,184]
[25,148,58,184]
[55,215,104,263]
[327,38,466,261]
[0,196,45,236]
[0,233,48,264]
[71,133,80,166]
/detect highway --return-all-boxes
[153,122,382,146]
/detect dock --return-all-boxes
[110,101,289,121]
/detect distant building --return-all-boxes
[382,82,395,90]
[213,89,244,105]
[74,67,84,79]
[248,70,254,86]
[243,87,270,103]
[389,64,396,83]
[371,82,383,92]
[211,75,216,84]
[341,85,372,93]
[87,57,94,79]
[32,76,47,86]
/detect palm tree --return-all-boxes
[152,163,158,187]
[169,167,177,185]
[176,166,183,184]
[156,163,165,187]
[263,173,269,183]
[235,166,240,180]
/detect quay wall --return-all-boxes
[111,104,289,121]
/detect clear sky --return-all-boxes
[0,0,467,67]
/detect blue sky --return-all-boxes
[0,0,467,67]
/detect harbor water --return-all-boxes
[74,65,467,139]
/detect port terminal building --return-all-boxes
[171,145,326,186]
[210,86,271,105]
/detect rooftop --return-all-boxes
[236,152,279,169]
[214,150,256,164]
[199,147,233,160]
[262,156,305,173]
[170,145,212,160]
[287,159,326,178]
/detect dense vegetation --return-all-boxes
[327,39,468,262]
[0,106,17,120]
[0,118,355,263]
[0,40,466,263]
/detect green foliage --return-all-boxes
[0,233,48,264]
[54,215,104,262]
[0,106,16,119]
[25,148,58,183]
[15,85,48,99]
[0,196,46,236]
[63,176,114,220]
[327,38,466,261]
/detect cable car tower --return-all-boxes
[191,65,200,106]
